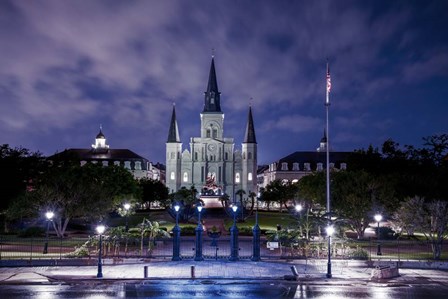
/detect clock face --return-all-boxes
[208,143,216,151]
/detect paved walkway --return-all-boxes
[0,259,447,286]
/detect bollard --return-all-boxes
[191,265,195,279]
[290,266,299,277]
[144,265,148,278]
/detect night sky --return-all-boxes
[1,0,447,165]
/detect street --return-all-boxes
[1,280,448,298]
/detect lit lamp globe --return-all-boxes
[374,214,382,223]
[96,225,106,235]
[124,203,131,211]
[46,211,54,220]
[232,205,238,213]
[326,225,335,237]
[295,204,302,212]
[174,205,180,212]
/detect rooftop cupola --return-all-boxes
[92,126,109,150]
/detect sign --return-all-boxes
[267,242,279,250]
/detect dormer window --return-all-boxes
[292,163,299,171]
[304,163,311,171]
[281,162,288,171]
[341,163,347,170]
[317,163,323,171]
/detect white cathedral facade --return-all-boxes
[166,57,257,200]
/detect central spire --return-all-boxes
[202,57,222,113]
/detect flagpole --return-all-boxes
[325,62,332,278]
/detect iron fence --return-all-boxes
[0,235,446,261]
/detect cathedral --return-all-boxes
[166,57,257,201]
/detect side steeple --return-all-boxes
[167,105,180,143]
[244,106,257,144]
[202,57,222,113]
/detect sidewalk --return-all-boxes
[0,259,447,286]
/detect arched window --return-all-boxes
[183,172,188,182]
[213,129,217,138]
[170,172,175,180]
[225,152,228,160]
[194,152,198,161]
[206,129,211,138]
[235,173,240,183]
[248,172,253,181]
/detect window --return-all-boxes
[195,152,198,161]
[170,172,175,180]
[102,161,108,167]
[330,163,335,169]
[80,161,87,166]
[114,161,120,166]
[183,172,188,182]
[124,161,131,169]
[235,173,240,183]
[248,172,253,181]
[170,152,175,159]
[243,152,246,159]
[225,152,228,160]
[317,163,323,171]
[135,161,142,170]
[293,163,299,171]
[213,129,217,138]
[341,163,347,170]
[304,163,311,171]
[281,162,288,171]
[206,129,211,138]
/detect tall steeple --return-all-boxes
[167,105,180,143]
[202,57,222,113]
[244,106,257,144]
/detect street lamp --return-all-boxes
[295,204,303,237]
[326,225,334,278]
[374,214,383,256]
[43,211,54,254]
[252,199,261,261]
[229,205,239,261]
[194,204,204,261]
[96,224,106,278]
[123,203,131,232]
[172,204,181,261]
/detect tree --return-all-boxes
[138,178,169,209]
[260,180,299,212]
[169,185,199,222]
[0,145,47,232]
[8,162,138,237]
[393,197,448,260]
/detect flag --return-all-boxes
[326,63,331,104]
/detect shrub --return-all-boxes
[349,247,369,260]
[179,226,197,235]
[66,244,90,258]
[17,226,46,237]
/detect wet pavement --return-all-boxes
[1,259,447,284]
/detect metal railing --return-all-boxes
[0,235,446,261]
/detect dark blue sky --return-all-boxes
[1,0,447,164]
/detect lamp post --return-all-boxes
[172,204,181,261]
[252,198,261,261]
[326,225,334,278]
[43,211,54,254]
[194,204,204,261]
[295,204,303,237]
[374,214,382,256]
[123,203,131,232]
[96,224,105,278]
[229,205,239,261]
